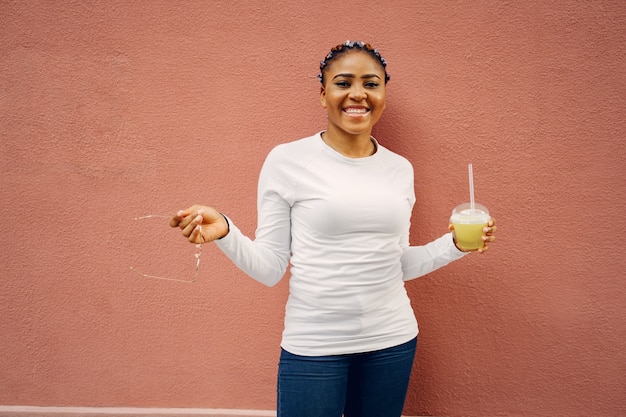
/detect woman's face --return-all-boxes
[320,51,386,139]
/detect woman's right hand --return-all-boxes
[170,204,229,244]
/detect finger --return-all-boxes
[178,211,200,230]
[181,215,202,237]
[170,210,186,228]
[448,223,455,231]
[189,224,203,244]
[483,225,497,235]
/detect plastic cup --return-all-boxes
[450,203,491,251]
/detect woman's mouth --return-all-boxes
[343,107,370,116]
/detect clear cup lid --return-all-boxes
[450,202,490,223]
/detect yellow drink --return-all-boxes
[452,221,489,250]
[450,203,491,251]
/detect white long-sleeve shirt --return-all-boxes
[215,132,467,356]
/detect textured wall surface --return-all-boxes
[1,1,625,417]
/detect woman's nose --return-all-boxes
[349,85,366,100]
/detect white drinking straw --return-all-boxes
[468,163,475,212]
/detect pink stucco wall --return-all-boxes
[1,1,624,416]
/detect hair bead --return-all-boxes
[318,40,390,85]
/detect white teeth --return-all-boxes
[344,108,368,114]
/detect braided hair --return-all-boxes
[318,40,390,85]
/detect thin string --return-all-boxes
[129,214,203,283]
[133,214,171,220]
[129,266,196,283]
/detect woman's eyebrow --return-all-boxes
[332,73,382,80]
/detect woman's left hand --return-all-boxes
[449,218,497,253]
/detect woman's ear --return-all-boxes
[320,86,327,108]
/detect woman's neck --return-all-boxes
[321,130,376,158]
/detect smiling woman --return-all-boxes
[169,40,497,417]
[317,41,389,158]
[319,50,387,158]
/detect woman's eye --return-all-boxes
[335,81,350,87]
[365,82,379,88]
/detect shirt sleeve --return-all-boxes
[213,147,292,287]
[401,232,468,281]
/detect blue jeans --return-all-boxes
[277,337,417,417]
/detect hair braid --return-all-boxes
[318,40,390,85]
